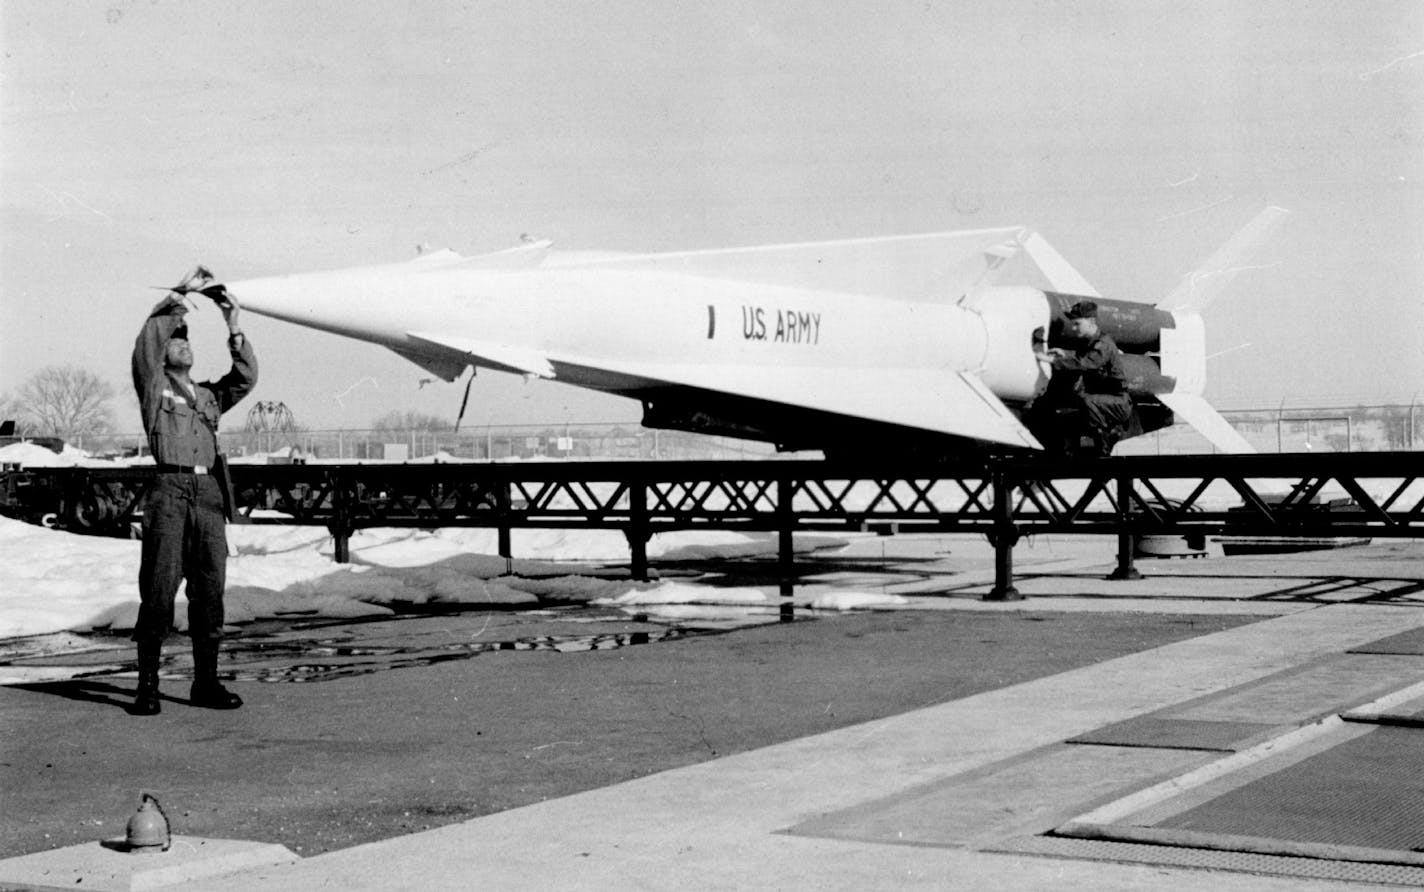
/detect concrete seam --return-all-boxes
[1065,676,1424,831]
[1064,715,1345,827]
[1052,822,1424,869]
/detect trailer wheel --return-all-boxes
[66,491,117,530]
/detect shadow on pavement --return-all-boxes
[13,678,141,712]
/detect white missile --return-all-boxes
[224,210,1286,457]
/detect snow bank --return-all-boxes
[809,591,910,610]
[0,516,852,640]
[596,581,770,607]
[0,517,140,637]
[593,582,910,612]
[0,441,122,468]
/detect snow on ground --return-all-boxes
[0,518,140,637]
[0,516,870,640]
[597,582,768,606]
[808,591,911,610]
[0,442,119,468]
[596,583,908,612]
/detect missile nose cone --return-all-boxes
[222,275,287,315]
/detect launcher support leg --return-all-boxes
[1109,531,1143,580]
[1108,475,1143,581]
[986,530,1022,601]
[496,525,514,576]
[984,466,1024,601]
[778,478,796,598]
[779,526,795,599]
[329,523,351,564]
[625,529,650,582]
[627,479,650,582]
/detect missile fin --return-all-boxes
[545,228,1029,301]
[406,332,555,379]
[409,241,554,270]
[552,356,1043,449]
[1157,392,1256,453]
[386,346,469,383]
[1019,232,1102,297]
[1156,207,1289,313]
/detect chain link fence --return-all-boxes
[72,423,786,462]
[1116,405,1421,455]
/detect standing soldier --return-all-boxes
[129,268,257,716]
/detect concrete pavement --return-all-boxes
[7,538,1424,890]
[181,546,1424,890]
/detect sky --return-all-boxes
[2,0,1421,434]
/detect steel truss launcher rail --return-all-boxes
[2,452,1420,598]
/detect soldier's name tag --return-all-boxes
[161,388,191,408]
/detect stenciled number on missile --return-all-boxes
[739,305,822,344]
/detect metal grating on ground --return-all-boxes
[990,833,1424,887]
[1065,717,1276,751]
[1157,725,1424,851]
[1024,664,1424,885]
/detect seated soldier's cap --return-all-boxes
[1065,300,1099,319]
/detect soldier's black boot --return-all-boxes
[129,639,162,716]
[190,639,242,710]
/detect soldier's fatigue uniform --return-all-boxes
[131,295,257,644]
[1042,334,1132,456]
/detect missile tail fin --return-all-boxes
[1158,392,1256,453]
[1019,232,1102,297]
[1152,207,1287,452]
[1156,207,1289,313]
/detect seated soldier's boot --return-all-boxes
[190,639,243,710]
[129,639,162,716]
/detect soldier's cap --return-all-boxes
[1065,300,1099,319]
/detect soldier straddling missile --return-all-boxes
[1030,300,1132,457]
[129,267,257,715]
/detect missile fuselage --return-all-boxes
[232,265,1002,388]
[223,211,1280,455]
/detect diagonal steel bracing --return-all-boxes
[3,452,1420,598]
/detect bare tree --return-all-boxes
[17,366,116,441]
[371,410,453,434]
